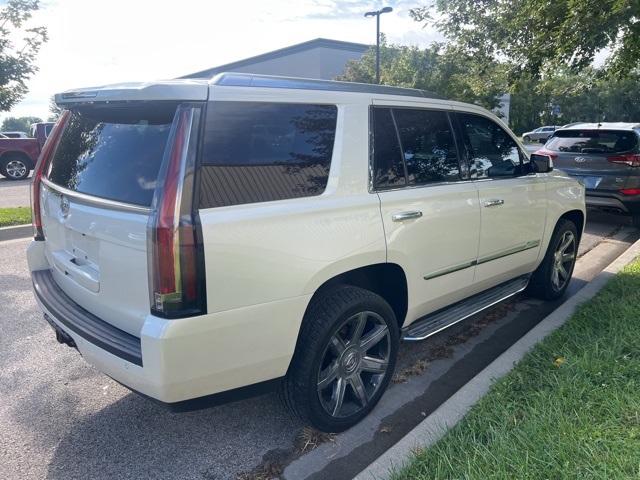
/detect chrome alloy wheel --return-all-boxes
[317,311,391,419]
[5,159,28,179]
[551,230,576,293]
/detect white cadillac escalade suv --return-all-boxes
[28,73,585,432]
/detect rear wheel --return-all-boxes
[0,156,30,180]
[283,286,399,432]
[527,219,578,300]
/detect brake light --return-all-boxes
[607,154,640,167]
[620,189,640,196]
[534,149,558,160]
[148,105,206,318]
[31,111,70,240]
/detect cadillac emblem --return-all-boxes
[60,196,70,219]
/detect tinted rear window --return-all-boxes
[46,104,178,206]
[199,102,337,208]
[546,130,639,154]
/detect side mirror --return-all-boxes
[529,153,554,173]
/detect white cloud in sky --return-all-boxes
[2,0,441,124]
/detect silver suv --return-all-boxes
[28,73,585,432]
[539,122,640,228]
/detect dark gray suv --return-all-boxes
[539,122,640,227]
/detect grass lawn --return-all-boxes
[0,207,31,227]
[392,259,640,479]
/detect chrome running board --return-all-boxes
[402,277,529,341]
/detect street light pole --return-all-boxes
[364,6,393,84]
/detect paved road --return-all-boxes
[0,176,31,208]
[1,210,637,480]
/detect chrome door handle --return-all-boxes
[392,211,423,222]
[484,199,504,207]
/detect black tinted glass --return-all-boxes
[457,113,522,179]
[372,108,406,189]
[372,108,461,189]
[200,102,337,208]
[547,130,638,153]
[393,109,460,185]
[46,105,177,206]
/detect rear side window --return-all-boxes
[199,102,337,208]
[46,104,177,206]
[372,107,460,190]
[546,130,639,153]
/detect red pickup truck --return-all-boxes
[0,122,55,180]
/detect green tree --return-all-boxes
[339,37,509,112]
[508,68,640,134]
[411,0,640,78]
[48,94,62,121]
[1,115,43,133]
[0,0,48,112]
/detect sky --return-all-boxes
[1,0,442,125]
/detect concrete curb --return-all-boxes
[355,238,640,480]
[0,224,31,242]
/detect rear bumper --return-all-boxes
[29,265,310,408]
[32,269,142,365]
[585,190,640,216]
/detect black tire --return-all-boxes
[283,286,399,432]
[0,156,30,180]
[527,219,578,300]
[632,215,640,229]
[523,135,531,142]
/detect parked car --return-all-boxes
[0,123,54,180]
[28,73,585,432]
[522,126,559,142]
[0,131,29,138]
[538,122,640,228]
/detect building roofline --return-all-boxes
[181,38,369,79]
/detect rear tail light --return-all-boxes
[620,189,640,196]
[148,104,206,318]
[534,149,558,160]
[607,154,640,167]
[31,111,70,240]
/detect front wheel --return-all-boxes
[0,156,30,180]
[523,135,531,142]
[283,286,399,432]
[527,219,578,300]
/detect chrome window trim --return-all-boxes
[40,178,151,214]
